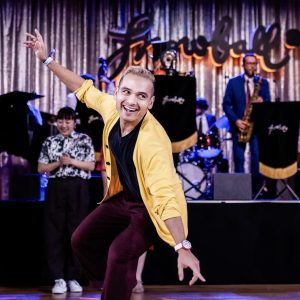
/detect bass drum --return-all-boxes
[176,162,206,200]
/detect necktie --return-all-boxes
[198,116,203,134]
[246,80,251,104]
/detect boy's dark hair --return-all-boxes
[57,107,76,120]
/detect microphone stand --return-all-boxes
[273,79,281,102]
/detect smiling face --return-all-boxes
[55,107,76,137]
[115,73,154,131]
[57,118,76,137]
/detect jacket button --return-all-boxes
[106,162,111,165]
[107,176,110,180]
[105,144,109,148]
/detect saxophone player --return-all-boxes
[222,53,272,197]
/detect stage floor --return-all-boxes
[1,285,300,299]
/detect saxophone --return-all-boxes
[238,75,262,143]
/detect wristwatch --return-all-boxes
[174,240,192,252]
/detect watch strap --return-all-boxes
[174,240,192,252]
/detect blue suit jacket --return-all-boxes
[222,74,270,132]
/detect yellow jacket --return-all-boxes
[75,80,188,246]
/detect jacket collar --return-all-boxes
[242,73,259,82]
[57,130,77,139]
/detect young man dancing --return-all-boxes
[24,29,205,300]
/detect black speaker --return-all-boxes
[214,173,252,200]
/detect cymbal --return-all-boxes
[0,91,44,105]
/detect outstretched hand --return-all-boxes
[23,29,86,92]
[24,29,47,62]
[177,249,206,285]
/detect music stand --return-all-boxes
[0,91,44,159]
[151,75,197,153]
[252,102,300,200]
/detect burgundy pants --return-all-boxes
[71,192,156,300]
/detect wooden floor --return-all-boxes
[1,285,300,300]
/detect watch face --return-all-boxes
[182,240,192,249]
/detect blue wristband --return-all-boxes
[43,56,54,66]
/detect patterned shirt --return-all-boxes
[38,131,95,179]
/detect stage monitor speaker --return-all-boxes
[214,173,252,200]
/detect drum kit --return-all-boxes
[176,116,230,200]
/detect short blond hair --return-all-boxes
[118,66,155,95]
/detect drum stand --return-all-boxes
[201,160,214,200]
[176,169,207,200]
[176,159,215,200]
[177,147,224,200]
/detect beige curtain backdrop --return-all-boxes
[1,0,299,171]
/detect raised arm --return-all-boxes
[24,29,84,91]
